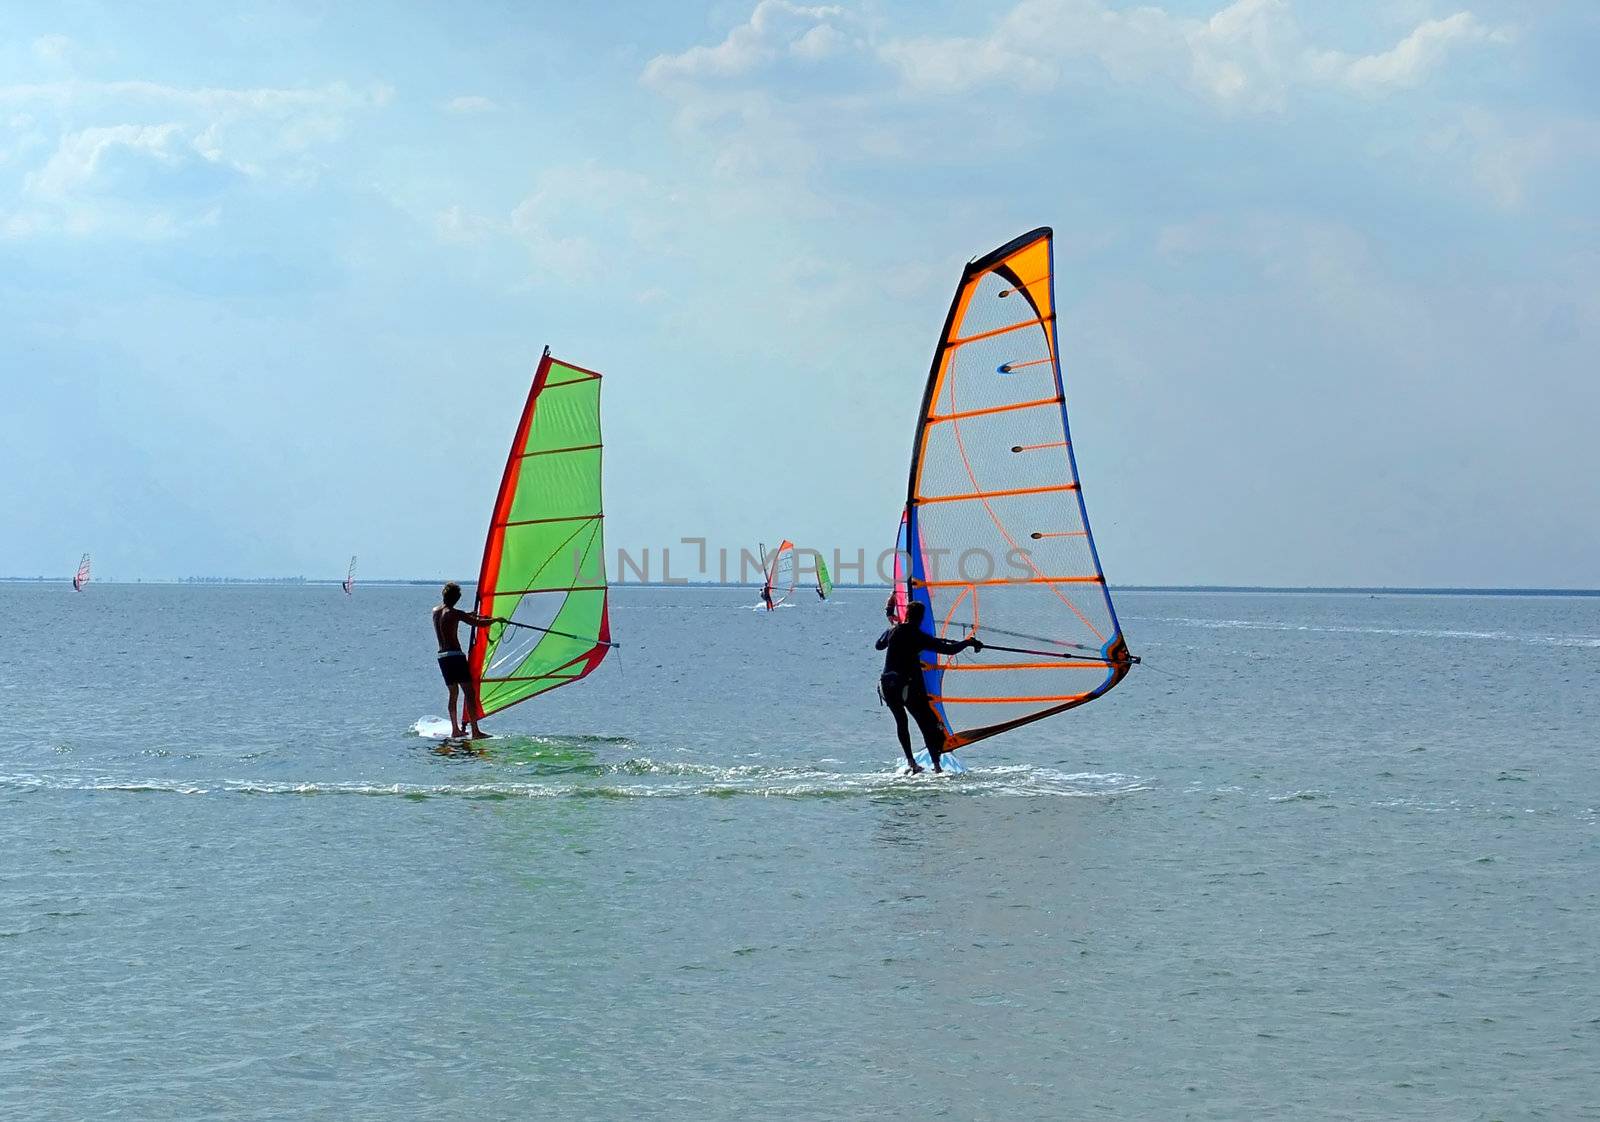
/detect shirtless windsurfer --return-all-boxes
[432,582,503,738]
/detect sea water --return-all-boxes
[1,584,1596,1120]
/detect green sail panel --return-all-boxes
[816,555,832,599]
[468,351,611,718]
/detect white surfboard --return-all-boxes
[411,716,494,741]
[905,749,968,775]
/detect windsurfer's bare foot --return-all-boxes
[469,726,488,739]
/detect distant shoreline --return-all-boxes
[1115,585,1600,598]
[8,575,1599,598]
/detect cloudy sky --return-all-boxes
[2,1,1595,586]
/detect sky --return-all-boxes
[1,0,1596,587]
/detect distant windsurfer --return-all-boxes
[760,586,774,612]
[432,582,503,739]
[875,600,981,773]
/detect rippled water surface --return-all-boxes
[2,584,1597,1120]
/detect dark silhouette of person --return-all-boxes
[875,600,981,773]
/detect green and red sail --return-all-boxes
[468,350,612,718]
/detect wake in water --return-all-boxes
[1126,614,1600,648]
[0,762,1147,802]
[411,716,633,745]
[12,716,1149,803]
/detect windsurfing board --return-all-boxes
[904,749,968,776]
[411,716,495,741]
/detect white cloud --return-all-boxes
[436,161,687,282]
[9,122,239,237]
[1185,0,1300,108]
[1423,108,1600,210]
[31,35,74,66]
[27,123,190,198]
[641,0,1515,206]
[642,0,847,85]
[0,80,390,181]
[445,95,498,114]
[0,79,390,116]
[640,1,897,191]
[631,0,1552,254]
[1311,12,1511,94]
[0,80,389,239]
[878,32,1056,96]
[436,203,496,245]
[791,23,846,61]
[877,0,1510,110]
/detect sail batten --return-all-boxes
[468,350,611,719]
[495,514,604,529]
[900,228,1133,750]
[927,396,1063,425]
[515,443,604,460]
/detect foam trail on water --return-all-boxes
[1126,615,1600,648]
[0,764,1147,802]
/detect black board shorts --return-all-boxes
[437,651,471,686]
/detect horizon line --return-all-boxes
[6,576,1600,597]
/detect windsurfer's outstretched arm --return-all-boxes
[922,632,981,656]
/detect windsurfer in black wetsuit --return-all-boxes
[876,600,981,773]
[759,585,774,611]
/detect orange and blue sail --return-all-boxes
[900,228,1135,750]
[761,539,797,609]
